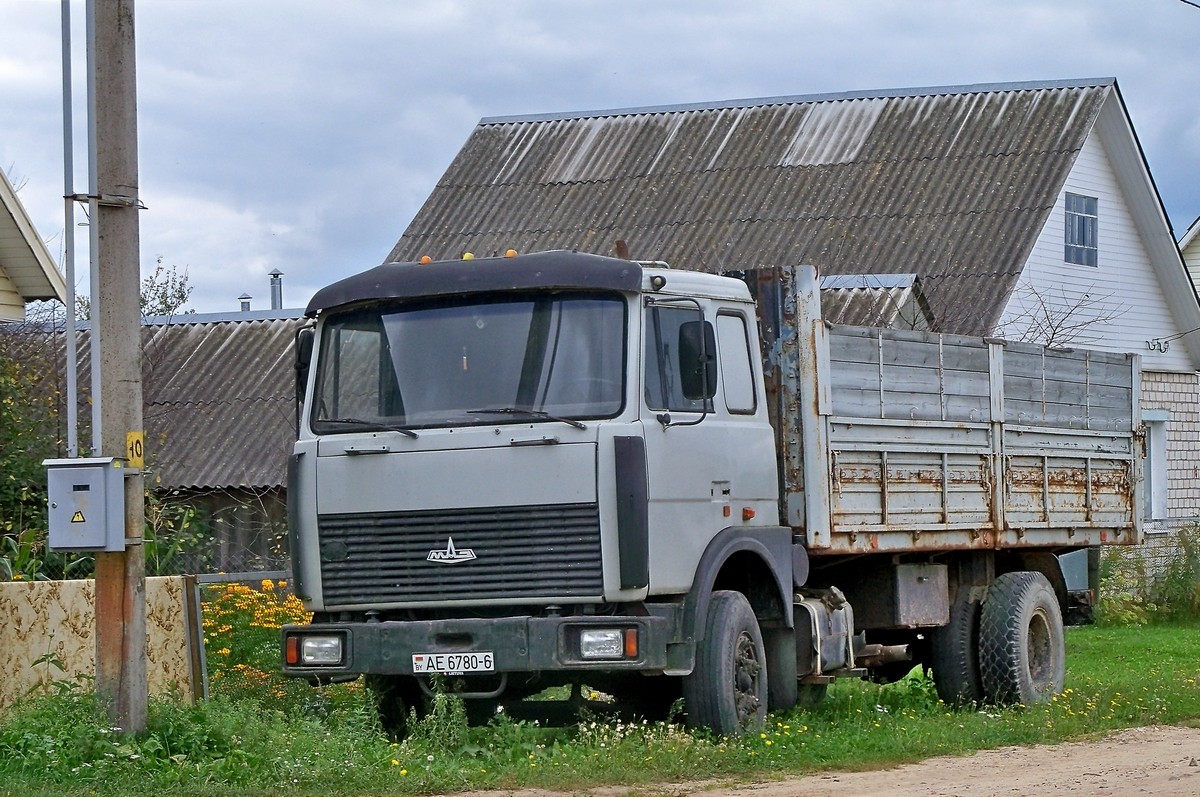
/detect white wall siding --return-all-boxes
[1183,235,1200,293]
[998,133,1193,373]
[0,271,22,321]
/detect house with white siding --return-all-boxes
[387,77,1200,533]
[994,99,1200,530]
[1181,215,1200,291]
[0,169,66,319]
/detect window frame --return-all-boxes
[715,311,757,414]
[643,302,716,415]
[1143,409,1169,522]
[1064,191,1099,267]
[310,291,629,433]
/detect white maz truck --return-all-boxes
[281,250,1141,735]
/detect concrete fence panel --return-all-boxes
[0,575,201,710]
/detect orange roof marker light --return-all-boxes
[418,256,432,264]
[505,249,518,258]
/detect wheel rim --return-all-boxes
[733,630,763,727]
[1026,608,1052,688]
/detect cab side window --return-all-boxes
[644,305,715,413]
[717,313,756,414]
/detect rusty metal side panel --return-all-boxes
[741,268,1140,555]
[744,265,809,532]
[814,325,1138,554]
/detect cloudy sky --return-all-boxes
[2,0,1200,313]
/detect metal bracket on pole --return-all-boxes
[67,192,147,209]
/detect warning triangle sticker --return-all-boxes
[70,511,85,523]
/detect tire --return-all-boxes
[978,571,1066,706]
[365,674,426,738]
[930,593,984,706]
[683,590,768,735]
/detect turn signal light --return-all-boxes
[285,635,300,666]
[624,628,638,658]
[742,507,756,521]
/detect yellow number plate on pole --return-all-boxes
[126,431,145,468]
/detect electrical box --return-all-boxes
[44,457,126,552]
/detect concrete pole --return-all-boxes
[90,0,146,733]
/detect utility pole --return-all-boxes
[90,0,147,733]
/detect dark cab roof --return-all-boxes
[306,249,643,317]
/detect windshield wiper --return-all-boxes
[468,407,586,430]
[320,417,419,438]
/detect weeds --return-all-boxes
[1,619,1199,797]
[2,550,1200,796]
[1098,523,1200,624]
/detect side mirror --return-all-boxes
[678,320,717,401]
[295,327,315,422]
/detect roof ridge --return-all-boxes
[481,77,1116,125]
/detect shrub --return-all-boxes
[203,578,311,685]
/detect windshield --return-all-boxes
[311,291,626,432]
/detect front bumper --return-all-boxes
[281,608,691,680]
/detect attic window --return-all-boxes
[1064,192,1098,267]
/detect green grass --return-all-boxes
[3,621,1199,797]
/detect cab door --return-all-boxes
[639,300,777,595]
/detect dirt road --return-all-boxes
[466,725,1200,797]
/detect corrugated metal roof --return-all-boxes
[388,79,1115,335]
[60,315,304,491]
[141,316,302,491]
[819,273,932,329]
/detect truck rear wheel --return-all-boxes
[978,571,1065,705]
[683,590,768,735]
[930,592,984,706]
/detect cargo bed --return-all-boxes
[748,265,1141,555]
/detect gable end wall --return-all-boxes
[1001,133,1193,372]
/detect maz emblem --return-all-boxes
[427,537,477,564]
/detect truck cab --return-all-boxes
[284,250,795,731]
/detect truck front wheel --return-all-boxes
[683,590,768,735]
[978,571,1065,705]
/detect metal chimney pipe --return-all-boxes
[269,269,283,310]
[239,293,252,312]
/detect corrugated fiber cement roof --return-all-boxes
[388,78,1114,336]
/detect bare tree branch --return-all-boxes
[993,280,1125,347]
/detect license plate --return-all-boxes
[412,651,495,675]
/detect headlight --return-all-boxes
[579,629,625,659]
[286,633,344,666]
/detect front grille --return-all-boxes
[317,503,603,606]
